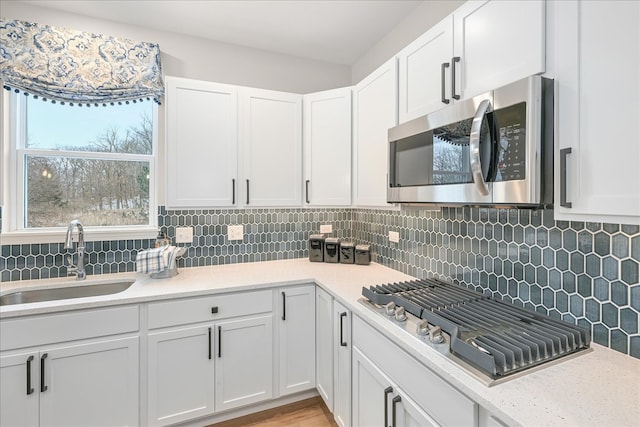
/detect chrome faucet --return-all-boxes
[64,219,86,280]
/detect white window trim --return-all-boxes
[1,91,159,245]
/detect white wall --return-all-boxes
[1,2,351,93]
[351,0,465,83]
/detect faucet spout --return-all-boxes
[64,219,86,280]
[64,219,84,249]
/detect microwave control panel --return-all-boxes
[495,102,527,182]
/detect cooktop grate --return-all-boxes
[362,278,590,378]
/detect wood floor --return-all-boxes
[207,397,338,427]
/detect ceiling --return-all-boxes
[15,0,424,65]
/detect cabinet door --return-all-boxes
[352,346,392,427]
[279,285,316,396]
[398,15,454,122]
[0,352,39,427]
[303,88,352,206]
[555,0,640,224]
[453,0,545,99]
[393,388,438,427]
[215,315,273,412]
[333,301,351,427]
[39,337,139,427]
[241,88,302,206]
[166,77,238,208]
[353,58,398,207]
[147,325,214,426]
[315,287,334,411]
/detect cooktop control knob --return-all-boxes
[429,325,444,344]
[385,302,396,316]
[394,306,407,322]
[416,319,429,336]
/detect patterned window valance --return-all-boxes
[0,18,164,105]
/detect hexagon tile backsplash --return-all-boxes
[0,205,638,359]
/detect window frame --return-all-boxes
[1,91,159,244]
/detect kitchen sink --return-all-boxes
[0,280,135,306]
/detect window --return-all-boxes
[4,93,157,238]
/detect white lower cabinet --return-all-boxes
[147,325,215,426]
[215,315,273,412]
[352,347,436,427]
[0,306,140,427]
[332,300,351,427]
[316,287,334,410]
[0,352,39,427]
[353,316,478,427]
[316,287,352,427]
[146,290,274,425]
[0,337,139,427]
[278,285,316,396]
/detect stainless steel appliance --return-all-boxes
[360,278,590,385]
[339,241,355,264]
[309,234,325,262]
[324,237,340,263]
[355,244,371,265]
[388,76,553,206]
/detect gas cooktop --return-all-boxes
[360,278,591,386]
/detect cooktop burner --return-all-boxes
[360,278,591,383]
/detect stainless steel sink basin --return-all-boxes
[0,280,135,306]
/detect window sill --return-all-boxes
[0,226,158,245]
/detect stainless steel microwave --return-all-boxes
[387,76,553,207]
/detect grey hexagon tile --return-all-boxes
[621,259,639,285]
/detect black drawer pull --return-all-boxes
[282,291,286,321]
[384,386,393,426]
[560,147,572,208]
[208,327,212,360]
[40,353,48,393]
[441,62,450,104]
[392,395,402,427]
[26,355,34,395]
[218,326,222,358]
[339,312,347,347]
[451,56,461,100]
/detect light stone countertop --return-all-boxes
[1,259,639,426]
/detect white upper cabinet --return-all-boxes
[241,88,302,207]
[166,77,238,208]
[303,88,352,206]
[554,0,640,225]
[353,58,398,207]
[397,0,545,122]
[398,16,454,122]
[453,0,545,100]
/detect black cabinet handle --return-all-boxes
[339,312,347,347]
[441,62,450,104]
[40,353,48,393]
[246,179,250,205]
[451,56,461,100]
[26,355,34,395]
[208,327,212,360]
[218,326,222,358]
[392,395,402,427]
[281,291,286,321]
[232,179,236,205]
[305,180,310,204]
[560,148,572,208]
[384,386,393,426]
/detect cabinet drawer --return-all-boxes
[147,290,272,329]
[353,316,477,427]
[0,305,139,351]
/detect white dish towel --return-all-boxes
[136,245,176,274]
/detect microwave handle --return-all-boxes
[469,99,492,196]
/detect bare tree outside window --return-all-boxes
[21,99,154,228]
